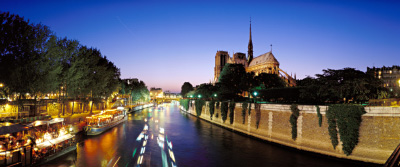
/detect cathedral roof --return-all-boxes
[248,51,279,67]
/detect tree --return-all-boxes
[0,12,51,98]
[181,82,194,98]
[0,12,52,117]
[242,72,257,99]
[194,83,218,100]
[131,81,149,104]
[1,11,123,116]
[120,79,149,105]
[298,68,387,103]
[218,64,247,100]
[254,73,286,89]
[297,76,324,103]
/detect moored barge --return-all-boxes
[83,109,127,136]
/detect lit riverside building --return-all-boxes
[367,65,400,97]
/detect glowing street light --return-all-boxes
[0,83,3,88]
[213,93,217,97]
[253,91,258,104]
[198,94,202,98]
[253,91,258,97]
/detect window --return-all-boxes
[23,106,29,112]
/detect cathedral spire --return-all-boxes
[249,17,252,42]
[247,17,253,65]
[270,44,272,53]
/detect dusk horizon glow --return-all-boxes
[2,0,399,93]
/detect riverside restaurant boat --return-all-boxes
[27,118,76,166]
[83,109,127,135]
[0,118,76,167]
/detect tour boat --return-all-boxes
[0,118,76,166]
[83,109,127,136]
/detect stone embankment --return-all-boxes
[181,101,400,164]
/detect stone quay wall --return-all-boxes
[181,101,400,164]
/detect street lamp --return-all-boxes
[253,91,258,97]
[0,83,3,88]
[213,93,217,97]
[253,91,258,104]
[198,94,202,98]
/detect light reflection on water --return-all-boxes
[42,103,378,167]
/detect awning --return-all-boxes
[0,123,29,135]
[27,118,64,127]
[35,134,74,149]
[47,118,64,124]
[27,120,47,127]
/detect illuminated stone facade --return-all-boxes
[213,21,296,86]
[368,65,400,97]
[150,87,163,100]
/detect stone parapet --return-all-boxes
[180,102,400,164]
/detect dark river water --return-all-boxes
[42,102,380,167]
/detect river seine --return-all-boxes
[42,102,379,167]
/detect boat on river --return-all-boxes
[83,109,127,136]
[0,118,76,167]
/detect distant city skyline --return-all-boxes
[2,0,399,93]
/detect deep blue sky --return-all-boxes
[1,0,400,93]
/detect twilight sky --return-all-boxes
[1,0,400,93]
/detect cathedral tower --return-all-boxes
[214,51,230,82]
[247,18,253,65]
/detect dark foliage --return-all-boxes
[180,82,194,98]
[326,107,338,149]
[254,73,286,89]
[242,102,248,124]
[179,99,189,111]
[221,102,228,123]
[327,104,365,155]
[218,64,247,100]
[298,68,387,104]
[0,12,121,116]
[195,99,205,117]
[248,102,251,115]
[316,105,322,127]
[209,100,215,120]
[258,87,300,103]
[229,101,235,124]
[289,104,300,140]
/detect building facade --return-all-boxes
[150,87,163,100]
[214,21,296,86]
[367,65,400,97]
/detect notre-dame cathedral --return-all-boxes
[214,21,297,87]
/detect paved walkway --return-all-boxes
[52,110,102,124]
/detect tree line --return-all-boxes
[0,12,124,115]
[181,63,387,104]
[181,63,286,101]
[119,79,150,104]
